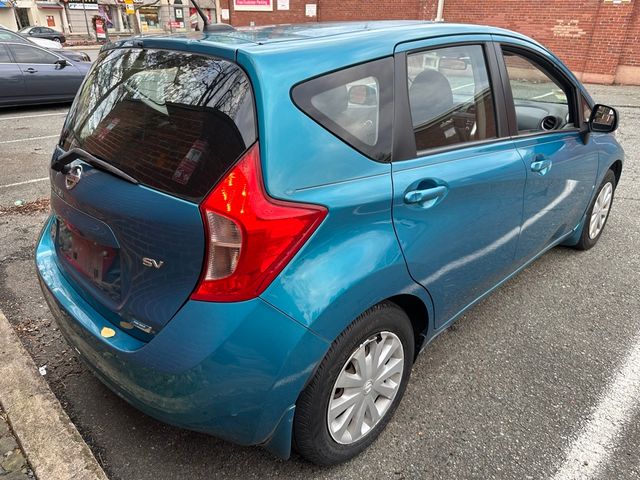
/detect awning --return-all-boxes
[36,1,63,9]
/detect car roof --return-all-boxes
[104,21,552,85]
[109,21,542,53]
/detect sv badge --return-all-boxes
[142,257,164,269]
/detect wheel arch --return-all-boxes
[610,159,623,186]
[387,293,429,358]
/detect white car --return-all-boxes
[0,28,91,62]
[26,36,62,50]
[0,25,59,48]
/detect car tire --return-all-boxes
[574,169,616,250]
[53,37,62,44]
[293,302,415,465]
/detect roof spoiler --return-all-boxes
[190,0,235,33]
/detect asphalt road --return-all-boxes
[0,84,639,480]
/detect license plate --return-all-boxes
[56,219,117,282]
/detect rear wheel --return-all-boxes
[574,169,616,250]
[53,37,62,44]
[293,302,414,465]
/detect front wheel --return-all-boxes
[293,302,414,465]
[574,169,616,250]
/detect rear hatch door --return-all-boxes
[50,46,257,338]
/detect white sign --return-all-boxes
[221,8,229,20]
[277,0,289,10]
[305,3,316,17]
[68,3,99,10]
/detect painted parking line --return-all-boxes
[0,135,59,145]
[0,112,67,122]
[0,177,49,190]
[552,336,640,480]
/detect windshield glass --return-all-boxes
[60,48,256,202]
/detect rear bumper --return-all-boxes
[36,216,328,457]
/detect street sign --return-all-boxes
[125,0,134,15]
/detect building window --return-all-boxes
[46,15,55,27]
[138,7,159,29]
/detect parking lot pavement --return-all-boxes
[0,106,69,208]
[0,85,638,480]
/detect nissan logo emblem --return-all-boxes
[65,165,83,190]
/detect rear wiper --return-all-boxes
[51,147,139,185]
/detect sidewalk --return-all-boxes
[0,311,108,480]
[0,409,33,479]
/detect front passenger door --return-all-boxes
[8,44,80,99]
[391,40,527,329]
[496,43,599,263]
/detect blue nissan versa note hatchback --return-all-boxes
[36,21,623,464]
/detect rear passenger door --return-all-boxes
[391,37,527,329]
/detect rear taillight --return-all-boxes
[191,142,327,302]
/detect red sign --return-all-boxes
[95,18,106,39]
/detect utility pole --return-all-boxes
[81,0,92,39]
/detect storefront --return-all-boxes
[137,4,158,30]
[97,0,129,33]
[35,1,65,31]
[0,0,19,30]
[66,0,97,34]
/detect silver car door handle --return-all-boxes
[25,68,37,74]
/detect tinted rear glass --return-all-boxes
[60,48,256,202]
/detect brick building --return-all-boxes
[217,0,640,85]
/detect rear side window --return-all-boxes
[60,48,256,202]
[292,57,393,162]
[407,44,497,152]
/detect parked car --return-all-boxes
[36,21,623,465]
[0,28,90,62]
[21,34,61,50]
[0,42,91,107]
[18,25,65,43]
[1,27,64,50]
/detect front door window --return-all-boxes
[502,50,573,133]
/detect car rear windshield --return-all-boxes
[59,48,257,202]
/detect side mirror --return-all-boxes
[54,59,69,69]
[348,84,377,106]
[589,104,618,133]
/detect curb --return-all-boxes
[0,310,109,480]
